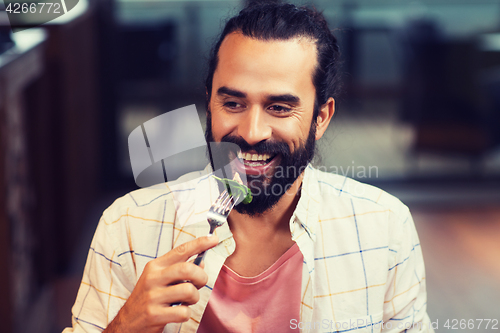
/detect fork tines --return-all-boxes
[215,190,232,213]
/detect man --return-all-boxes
[64,2,433,332]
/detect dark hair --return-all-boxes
[205,1,341,118]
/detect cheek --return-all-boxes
[209,108,234,141]
[271,126,297,153]
[272,118,311,152]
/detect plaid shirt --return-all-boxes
[64,165,433,333]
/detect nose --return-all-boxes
[236,106,272,146]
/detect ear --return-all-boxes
[315,97,335,140]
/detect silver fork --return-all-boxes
[193,190,240,265]
[171,190,239,306]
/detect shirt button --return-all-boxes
[223,239,232,246]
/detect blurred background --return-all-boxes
[0,0,499,332]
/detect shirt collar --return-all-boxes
[292,164,320,242]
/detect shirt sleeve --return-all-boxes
[62,211,135,332]
[382,208,434,333]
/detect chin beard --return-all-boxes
[205,110,317,217]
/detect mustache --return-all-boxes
[220,134,291,157]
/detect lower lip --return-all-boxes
[234,154,280,176]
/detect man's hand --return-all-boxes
[104,235,219,333]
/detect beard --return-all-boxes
[205,110,317,216]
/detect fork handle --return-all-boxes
[193,250,206,266]
[170,250,203,308]
[192,230,214,266]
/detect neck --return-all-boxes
[228,173,303,235]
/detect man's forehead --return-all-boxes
[214,32,318,96]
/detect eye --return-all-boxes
[268,105,292,114]
[223,101,245,111]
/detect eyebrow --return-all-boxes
[268,94,300,104]
[217,86,246,98]
[217,86,300,104]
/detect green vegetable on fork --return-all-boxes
[213,175,253,204]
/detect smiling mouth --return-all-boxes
[229,150,280,176]
[237,151,277,167]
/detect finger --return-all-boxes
[156,283,200,306]
[161,262,209,289]
[161,305,192,324]
[160,235,219,265]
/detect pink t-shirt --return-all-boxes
[198,243,303,333]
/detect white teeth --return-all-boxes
[237,151,243,158]
[241,152,272,161]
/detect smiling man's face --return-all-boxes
[206,32,320,215]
